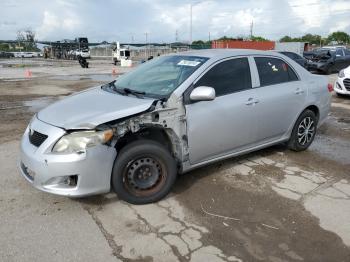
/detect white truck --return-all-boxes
[112,42,130,65]
[274,42,309,56]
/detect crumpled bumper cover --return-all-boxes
[307,61,329,72]
[19,116,117,197]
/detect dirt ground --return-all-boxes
[0,58,350,262]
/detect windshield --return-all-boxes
[113,55,208,98]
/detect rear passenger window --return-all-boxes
[195,58,251,96]
[255,57,298,86]
[336,49,344,57]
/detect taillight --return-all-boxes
[327,83,333,92]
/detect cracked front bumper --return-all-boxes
[307,62,328,72]
[19,116,117,197]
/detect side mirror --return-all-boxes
[190,86,216,101]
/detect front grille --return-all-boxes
[344,78,350,91]
[29,130,48,147]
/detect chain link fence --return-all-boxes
[90,45,192,61]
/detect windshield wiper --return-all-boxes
[103,80,127,95]
[104,81,146,98]
[122,88,146,98]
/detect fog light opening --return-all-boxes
[67,175,78,187]
[43,175,78,189]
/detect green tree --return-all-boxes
[300,34,322,45]
[191,40,205,45]
[327,31,350,44]
[217,36,236,41]
[0,43,11,51]
[280,36,294,42]
[191,40,211,49]
[251,35,269,41]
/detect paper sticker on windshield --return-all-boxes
[177,60,201,67]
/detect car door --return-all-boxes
[335,49,348,71]
[344,49,350,69]
[185,57,259,164]
[252,56,306,143]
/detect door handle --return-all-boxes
[245,98,259,105]
[295,88,304,95]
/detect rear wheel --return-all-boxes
[288,110,317,151]
[112,140,177,204]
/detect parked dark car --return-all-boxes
[0,51,14,58]
[304,47,350,74]
[278,51,307,68]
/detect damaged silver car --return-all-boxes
[19,50,332,204]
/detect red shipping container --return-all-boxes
[212,40,275,50]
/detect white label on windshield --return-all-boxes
[177,60,201,67]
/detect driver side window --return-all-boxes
[194,57,252,96]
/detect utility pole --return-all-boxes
[190,4,192,45]
[145,32,148,58]
[175,30,179,42]
[209,31,211,42]
[189,2,201,47]
[250,20,253,39]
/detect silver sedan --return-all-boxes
[19,49,332,204]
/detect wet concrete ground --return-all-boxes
[0,58,349,261]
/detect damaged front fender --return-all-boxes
[107,97,189,165]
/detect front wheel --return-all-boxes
[112,140,177,204]
[288,110,318,151]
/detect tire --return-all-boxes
[112,139,177,204]
[288,110,318,151]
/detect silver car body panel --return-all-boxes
[19,49,331,196]
[37,87,156,129]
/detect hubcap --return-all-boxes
[124,157,165,196]
[297,116,315,145]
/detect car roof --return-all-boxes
[173,49,284,59]
[321,46,346,49]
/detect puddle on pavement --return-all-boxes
[23,97,58,113]
[309,135,350,166]
[49,74,116,82]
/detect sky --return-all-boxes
[0,0,349,43]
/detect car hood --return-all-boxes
[37,86,156,129]
[344,65,350,75]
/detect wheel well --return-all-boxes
[115,127,173,154]
[305,105,319,120]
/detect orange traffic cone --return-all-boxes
[25,69,32,78]
[112,68,117,75]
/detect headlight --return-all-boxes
[338,69,345,78]
[52,129,113,153]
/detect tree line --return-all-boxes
[280,31,349,45]
[192,31,350,46]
